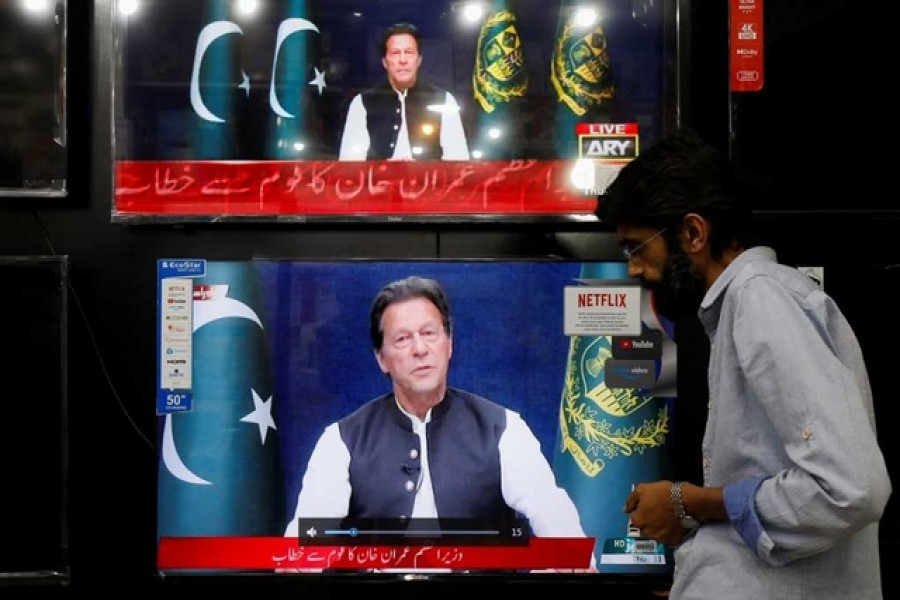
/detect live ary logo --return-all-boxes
[576,122,639,161]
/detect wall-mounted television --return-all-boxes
[0,256,69,581]
[109,0,681,222]
[156,258,679,579]
[0,0,67,198]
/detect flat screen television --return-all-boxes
[0,0,67,198]
[109,0,681,221]
[156,258,678,579]
[0,256,69,581]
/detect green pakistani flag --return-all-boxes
[472,4,528,159]
[268,0,326,158]
[192,1,240,157]
[553,262,672,574]
[550,2,615,158]
[158,262,286,542]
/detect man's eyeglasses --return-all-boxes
[622,227,669,262]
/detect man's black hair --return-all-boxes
[379,22,421,56]
[370,276,452,350]
[595,127,755,259]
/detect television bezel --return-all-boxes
[101,0,685,224]
[155,256,679,581]
[0,0,68,200]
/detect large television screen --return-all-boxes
[0,0,67,198]
[0,256,68,580]
[112,0,679,221]
[156,259,678,575]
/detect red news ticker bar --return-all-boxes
[114,159,599,216]
[157,536,595,570]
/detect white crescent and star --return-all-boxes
[161,292,277,485]
[190,19,326,122]
[190,20,244,123]
[241,389,277,445]
[270,18,321,118]
[309,67,326,95]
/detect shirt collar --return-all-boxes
[698,246,777,331]
[394,395,433,425]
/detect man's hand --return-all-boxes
[623,480,688,547]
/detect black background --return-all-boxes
[0,1,895,597]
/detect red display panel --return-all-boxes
[729,0,764,92]
[158,537,595,571]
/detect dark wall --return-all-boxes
[0,257,68,577]
[730,0,887,214]
[0,1,895,597]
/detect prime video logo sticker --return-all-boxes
[604,359,657,389]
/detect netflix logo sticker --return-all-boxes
[563,285,642,337]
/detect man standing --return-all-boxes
[602,129,891,599]
[338,23,469,161]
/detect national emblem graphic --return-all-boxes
[553,264,675,574]
[559,335,668,479]
[550,16,615,117]
[473,9,528,113]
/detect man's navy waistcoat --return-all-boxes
[339,387,515,522]
[360,81,446,160]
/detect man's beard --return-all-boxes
[647,248,706,322]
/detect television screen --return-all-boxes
[112,0,679,220]
[0,0,67,198]
[156,258,678,575]
[0,256,68,579]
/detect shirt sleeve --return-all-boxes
[338,94,369,161]
[726,277,891,565]
[498,410,587,538]
[439,91,470,160]
[284,422,351,537]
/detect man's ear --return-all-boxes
[374,349,389,375]
[681,213,709,254]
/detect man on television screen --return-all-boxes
[284,275,591,565]
[337,23,470,161]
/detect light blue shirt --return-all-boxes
[671,247,891,599]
